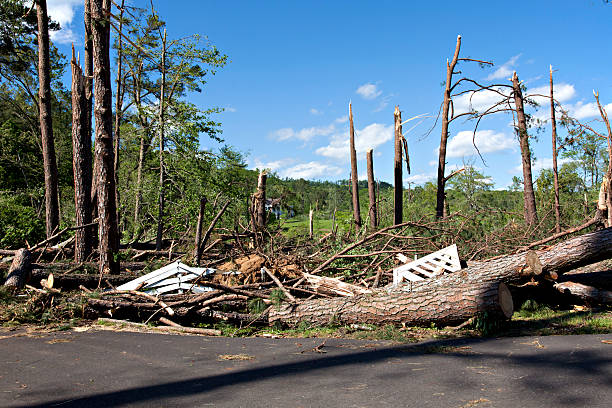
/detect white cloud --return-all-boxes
[310,108,322,115]
[270,123,336,142]
[47,0,82,44]
[405,173,435,185]
[373,94,392,112]
[512,157,574,175]
[452,86,512,115]
[486,54,521,81]
[315,123,394,160]
[225,106,237,112]
[356,83,382,100]
[565,100,612,120]
[445,130,516,158]
[335,115,348,124]
[282,161,343,180]
[527,83,576,105]
[252,158,296,172]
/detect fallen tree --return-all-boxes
[270,227,612,327]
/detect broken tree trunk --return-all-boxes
[269,281,513,327]
[4,249,32,289]
[254,170,267,230]
[349,103,361,229]
[554,282,612,305]
[393,106,403,225]
[366,149,377,228]
[193,196,207,265]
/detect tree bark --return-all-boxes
[70,48,93,263]
[155,29,167,251]
[554,281,612,305]
[550,65,561,233]
[272,227,612,327]
[366,149,377,228]
[4,249,32,289]
[393,106,403,225]
[254,170,267,229]
[512,71,538,226]
[349,103,361,228]
[270,281,513,327]
[113,0,126,232]
[84,0,97,223]
[36,0,60,238]
[594,91,612,226]
[436,35,461,219]
[92,0,119,274]
[193,196,207,265]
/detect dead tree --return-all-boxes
[594,91,612,226]
[513,72,538,225]
[550,66,561,233]
[70,48,93,262]
[349,103,361,228]
[253,170,267,230]
[155,29,167,251]
[84,0,97,221]
[366,149,377,228]
[36,0,60,237]
[393,106,403,225]
[92,0,119,274]
[435,35,493,219]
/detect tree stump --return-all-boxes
[4,248,32,289]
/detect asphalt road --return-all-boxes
[1,328,611,407]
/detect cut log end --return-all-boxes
[4,248,32,289]
[498,282,514,319]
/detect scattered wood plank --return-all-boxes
[302,272,372,297]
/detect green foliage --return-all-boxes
[0,195,44,248]
[247,298,267,314]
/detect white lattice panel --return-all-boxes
[393,244,461,285]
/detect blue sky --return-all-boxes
[47,0,612,188]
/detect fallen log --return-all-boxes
[4,248,32,288]
[553,282,612,305]
[560,270,612,290]
[97,318,221,336]
[269,281,513,327]
[271,228,612,327]
[29,269,138,290]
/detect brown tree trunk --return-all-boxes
[254,170,267,229]
[436,35,461,219]
[366,149,377,228]
[155,29,167,251]
[113,0,125,231]
[349,103,361,229]
[270,281,513,327]
[84,0,97,223]
[550,66,561,233]
[393,106,403,225]
[92,0,119,274]
[512,72,538,226]
[70,48,93,263]
[4,249,32,289]
[272,227,612,327]
[594,91,612,226]
[36,0,59,238]
[193,196,207,265]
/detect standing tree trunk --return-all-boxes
[155,29,167,252]
[254,170,267,229]
[91,0,119,274]
[84,0,97,222]
[512,71,538,226]
[193,196,207,265]
[36,0,59,238]
[594,91,612,226]
[366,149,377,228]
[436,35,461,219]
[113,0,126,232]
[349,103,361,229]
[550,65,561,233]
[70,48,93,263]
[393,106,403,225]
